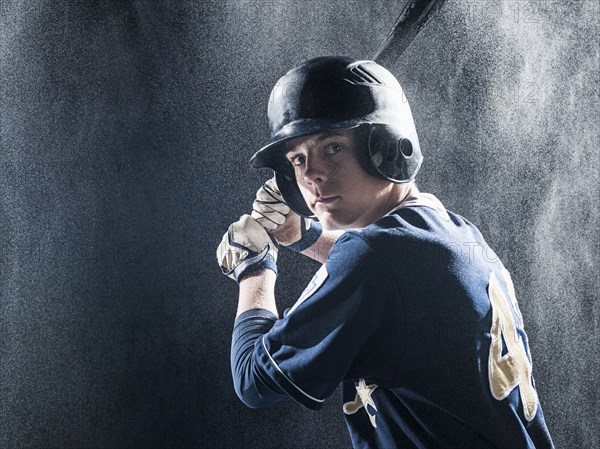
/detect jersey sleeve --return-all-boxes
[252,231,396,409]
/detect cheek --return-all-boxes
[344,170,382,206]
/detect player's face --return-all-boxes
[285,128,398,230]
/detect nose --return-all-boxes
[302,155,330,185]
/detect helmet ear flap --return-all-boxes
[274,164,316,219]
[363,123,420,183]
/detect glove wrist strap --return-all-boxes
[287,220,323,253]
[233,248,278,283]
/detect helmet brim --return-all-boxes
[249,119,363,169]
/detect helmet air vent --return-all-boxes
[343,64,384,86]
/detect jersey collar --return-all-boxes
[383,193,451,221]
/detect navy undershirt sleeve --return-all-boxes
[231,309,286,408]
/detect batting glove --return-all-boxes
[250,178,322,252]
[217,214,278,283]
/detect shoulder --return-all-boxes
[373,193,485,241]
[341,194,492,266]
[284,227,397,317]
[325,230,378,273]
[318,227,405,296]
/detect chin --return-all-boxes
[316,213,355,231]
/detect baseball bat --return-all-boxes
[373,0,447,66]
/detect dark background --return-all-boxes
[1,1,598,448]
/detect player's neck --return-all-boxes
[356,182,420,228]
[386,181,420,211]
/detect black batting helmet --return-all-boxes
[250,56,422,217]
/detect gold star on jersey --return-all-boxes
[343,378,379,428]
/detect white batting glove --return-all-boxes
[250,178,322,252]
[217,214,278,282]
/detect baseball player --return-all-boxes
[217,56,554,448]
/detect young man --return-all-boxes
[217,56,554,448]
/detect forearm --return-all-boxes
[232,270,285,408]
[231,308,285,408]
[237,269,278,317]
[299,229,344,264]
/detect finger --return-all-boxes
[237,214,277,249]
[257,179,284,203]
[254,212,286,227]
[264,177,281,196]
[216,231,229,262]
[254,201,290,219]
[217,231,245,275]
[256,188,284,204]
[251,210,279,230]
[252,200,290,220]
[254,196,288,220]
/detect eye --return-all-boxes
[324,143,343,155]
[288,154,306,167]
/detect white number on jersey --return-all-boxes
[488,269,538,421]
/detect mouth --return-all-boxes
[314,195,340,206]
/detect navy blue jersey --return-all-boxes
[231,194,554,448]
